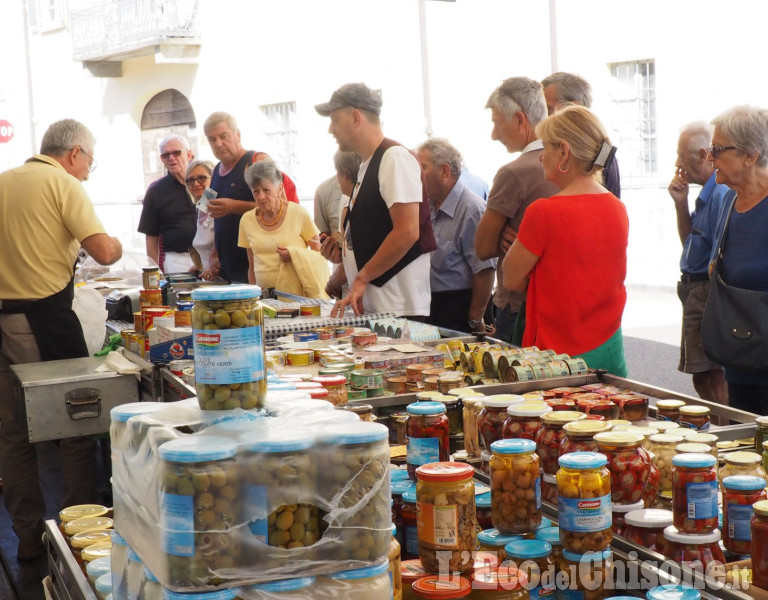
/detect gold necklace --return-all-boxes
[258,200,285,227]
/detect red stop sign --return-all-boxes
[0,120,14,143]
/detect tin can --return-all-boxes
[564,358,589,375]
[352,331,378,348]
[168,359,193,377]
[133,311,143,333]
[142,267,161,290]
[265,350,286,367]
[120,329,134,349]
[174,301,193,327]
[437,372,465,394]
[547,360,571,377]
[447,339,465,363]
[350,369,385,389]
[294,331,319,342]
[142,307,174,333]
[313,327,335,340]
[335,326,355,338]
[366,358,391,371]
[286,350,315,366]
[300,304,321,316]
[348,389,369,401]
[139,289,163,308]
[505,365,536,382]
[406,364,433,383]
[387,376,409,394]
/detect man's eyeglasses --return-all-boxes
[709,144,738,159]
[160,149,184,160]
[186,175,210,186]
[80,148,97,173]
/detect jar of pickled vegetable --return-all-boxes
[390,525,403,600]
[439,396,463,436]
[561,420,612,456]
[763,440,768,474]
[401,487,419,560]
[471,566,530,600]
[502,402,552,441]
[534,526,563,568]
[415,462,477,574]
[489,439,542,535]
[406,401,450,480]
[59,504,109,538]
[191,285,266,410]
[752,500,768,588]
[322,560,392,600]
[72,530,112,573]
[240,431,319,553]
[239,576,316,600]
[684,433,718,455]
[722,475,767,556]
[662,525,725,565]
[560,549,613,600]
[477,528,524,564]
[594,431,653,504]
[544,396,576,411]
[647,433,685,495]
[310,375,348,406]
[645,585,701,600]
[576,398,619,421]
[503,539,555,599]
[675,442,713,457]
[671,453,718,534]
[479,396,525,449]
[557,452,613,553]
[476,492,494,531]
[462,398,483,457]
[678,406,711,431]
[139,567,162,600]
[411,575,472,599]
[611,500,644,536]
[159,435,240,588]
[541,474,557,504]
[623,509,672,555]
[623,425,659,450]
[392,479,416,555]
[606,420,631,431]
[317,422,391,563]
[655,400,685,422]
[612,394,650,422]
[756,416,768,456]
[720,451,768,492]
[110,531,128,599]
[86,556,111,594]
[401,559,428,600]
[64,516,113,549]
[536,411,586,476]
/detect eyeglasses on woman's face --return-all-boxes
[186,174,210,186]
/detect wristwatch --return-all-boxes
[468,319,484,331]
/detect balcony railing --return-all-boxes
[70,0,200,62]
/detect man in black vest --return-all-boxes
[315,83,436,318]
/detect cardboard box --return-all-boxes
[148,335,193,364]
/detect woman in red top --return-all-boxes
[502,105,629,375]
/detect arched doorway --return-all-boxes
[140,89,197,189]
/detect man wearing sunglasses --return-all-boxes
[137,134,197,273]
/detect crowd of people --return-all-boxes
[2,70,768,562]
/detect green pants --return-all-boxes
[575,327,628,377]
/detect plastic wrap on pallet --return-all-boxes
[110,402,392,592]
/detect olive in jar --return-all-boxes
[489,438,542,535]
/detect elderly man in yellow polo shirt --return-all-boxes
[0,119,122,560]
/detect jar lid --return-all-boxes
[307,388,330,400]
[416,462,474,482]
[753,499,768,517]
[656,400,686,409]
[329,559,389,581]
[679,405,710,416]
[538,517,552,530]
[241,431,313,453]
[558,451,607,470]
[723,451,763,466]
[624,508,673,528]
[476,491,491,508]
[59,504,108,523]
[447,388,484,397]
[611,500,645,514]
[563,420,612,436]
[521,392,544,401]
[472,566,528,591]
[391,479,416,496]
[646,584,702,600]
[652,421,682,433]
[110,402,165,423]
[504,539,552,560]
[267,382,297,392]
[81,541,112,562]
[672,453,717,468]
[506,402,553,418]
[191,284,262,301]
[416,391,447,401]
[757,416,768,426]
[407,401,447,416]
[391,468,409,481]
[675,443,712,454]
[402,487,417,503]
[593,431,644,447]
[401,559,429,582]
[490,438,537,455]
[111,531,126,546]
[606,419,632,430]
[159,436,237,463]
[71,529,112,549]
[164,589,238,600]
[623,425,659,437]
[247,577,316,593]
[95,573,112,595]
[722,475,767,491]
[541,411,587,425]
[411,575,472,598]
[534,526,561,546]
[478,528,524,548]
[318,422,389,445]
[437,397,461,407]
[482,394,526,408]
[648,433,685,445]
[561,549,612,563]
[64,516,113,536]
[684,433,717,445]
[663,525,720,544]
[86,556,111,580]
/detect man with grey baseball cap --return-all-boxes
[315,83,435,318]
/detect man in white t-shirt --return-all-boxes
[315,83,435,317]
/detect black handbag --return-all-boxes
[701,196,768,371]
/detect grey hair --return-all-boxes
[541,72,593,108]
[712,105,768,167]
[245,158,283,188]
[679,121,713,156]
[416,138,463,178]
[204,111,239,134]
[186,159,214,177]
[486,77,547,127]
[333,151,362,183]
[160,134,190,151]
[40,119,96,156]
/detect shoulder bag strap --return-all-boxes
[713,193,737,268]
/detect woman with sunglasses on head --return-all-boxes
[184,159,218,279]
[502,105,629,375]
[701,105,768,414]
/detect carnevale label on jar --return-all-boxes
[193,326,264,384]
[558,493,611,532]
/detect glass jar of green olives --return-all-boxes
[159,435,240,588]
[191,285,266,411]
